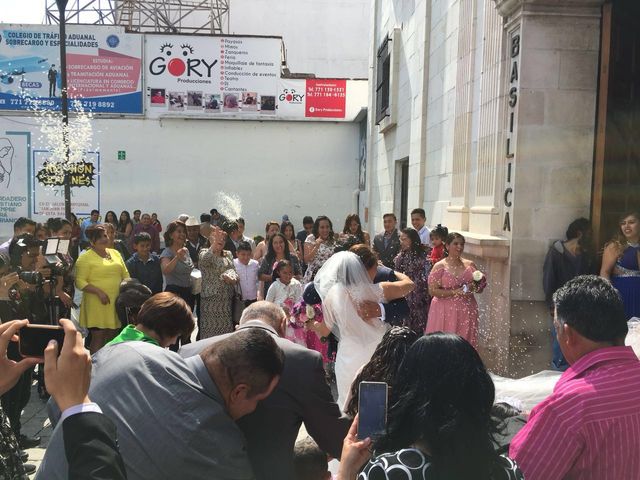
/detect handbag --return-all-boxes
[190,268,202,295]
[231,282,244,325]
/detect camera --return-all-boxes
[42,237,72,276]
[15,267,44,286]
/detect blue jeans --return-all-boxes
[550,320,568,371]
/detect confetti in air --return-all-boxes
[215,191,243,221]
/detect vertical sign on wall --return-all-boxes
[0,132,29,238]
[503,27,520,232]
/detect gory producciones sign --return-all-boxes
[145,34,280,117]
[0,24,142,114]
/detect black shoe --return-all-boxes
[19,450,28,462]
[22,463,36,475]
[19,434,41,449]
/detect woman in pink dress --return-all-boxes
[426,233,486,348]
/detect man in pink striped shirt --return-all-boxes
[510,275,640,480]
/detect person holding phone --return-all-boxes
[0,319,40,478]
[2,318,127,479]
[337,333,523,480]
[1,234,51,451]
[43,318,127,480]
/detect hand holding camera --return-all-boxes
[0,272,19,297]
[44,319,92,412]
[0,319,40,395]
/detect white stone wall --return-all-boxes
[367,0,603,374]
[228,0,371,78]
[0,115,361,240]
[366,0,432,233]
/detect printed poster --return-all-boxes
[0,24,143,114]
[305,79,346,118]
[145,34,280,117]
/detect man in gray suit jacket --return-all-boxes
[38,329,284,480]
[373,213,402,268]
[180,301,351,480]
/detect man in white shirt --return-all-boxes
[234,241,259,306]
[236,217,255,252]
[411,208,430,246]
[0,217,36,257]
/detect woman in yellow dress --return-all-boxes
[75,224,129,353]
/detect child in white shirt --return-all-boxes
[265,260,303,311]
[233,241,259,304]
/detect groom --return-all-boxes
[302,244,410,325]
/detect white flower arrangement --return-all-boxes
[305,304,316,320]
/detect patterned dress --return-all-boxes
[0,405,25,480]
[394,250,432,333]
[199,249,236,338]
[359,448,523,480]
[302,234,335,283]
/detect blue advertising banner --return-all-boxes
[0,24,142,114]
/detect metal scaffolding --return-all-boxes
[45,0,230,35]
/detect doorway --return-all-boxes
[395,158,409,229]
[592,0,640,247]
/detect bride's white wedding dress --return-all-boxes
[314,251,389,409]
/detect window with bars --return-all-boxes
[375,36,391,125]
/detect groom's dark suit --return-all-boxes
[303,265,410,326]
[63,412,127,480]
[180,321,350,480]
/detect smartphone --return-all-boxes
[19,325,65,357]
[358,381,388,440]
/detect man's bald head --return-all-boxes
[239,301,286,336]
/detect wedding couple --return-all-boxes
[312,245,414,408]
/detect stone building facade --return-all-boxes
[363,0,636,375]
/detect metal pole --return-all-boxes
[56,0,71,220]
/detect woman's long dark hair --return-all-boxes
[400,228,425,257]
[265,232,292,264]
[345,326,420,417]
[119,210,133,232]
[280,220,296,242]
[343,214,366,244]
[375,333,498,479]
[104,210,118,227]
[312,216,335,244]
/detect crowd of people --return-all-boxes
[0,207,638,479]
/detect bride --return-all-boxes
[312,246,414,409]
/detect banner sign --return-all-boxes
[33,149,99,217]
[305,79,346,118]
[0,24,143,114]
[277,78,348,119]
[145,34,280,117]
[277,78,305,117]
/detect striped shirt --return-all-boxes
[510,346,640,480]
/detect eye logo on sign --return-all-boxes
[279,88,304,104]
[148,43,218,78]
[106,35,120,48]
